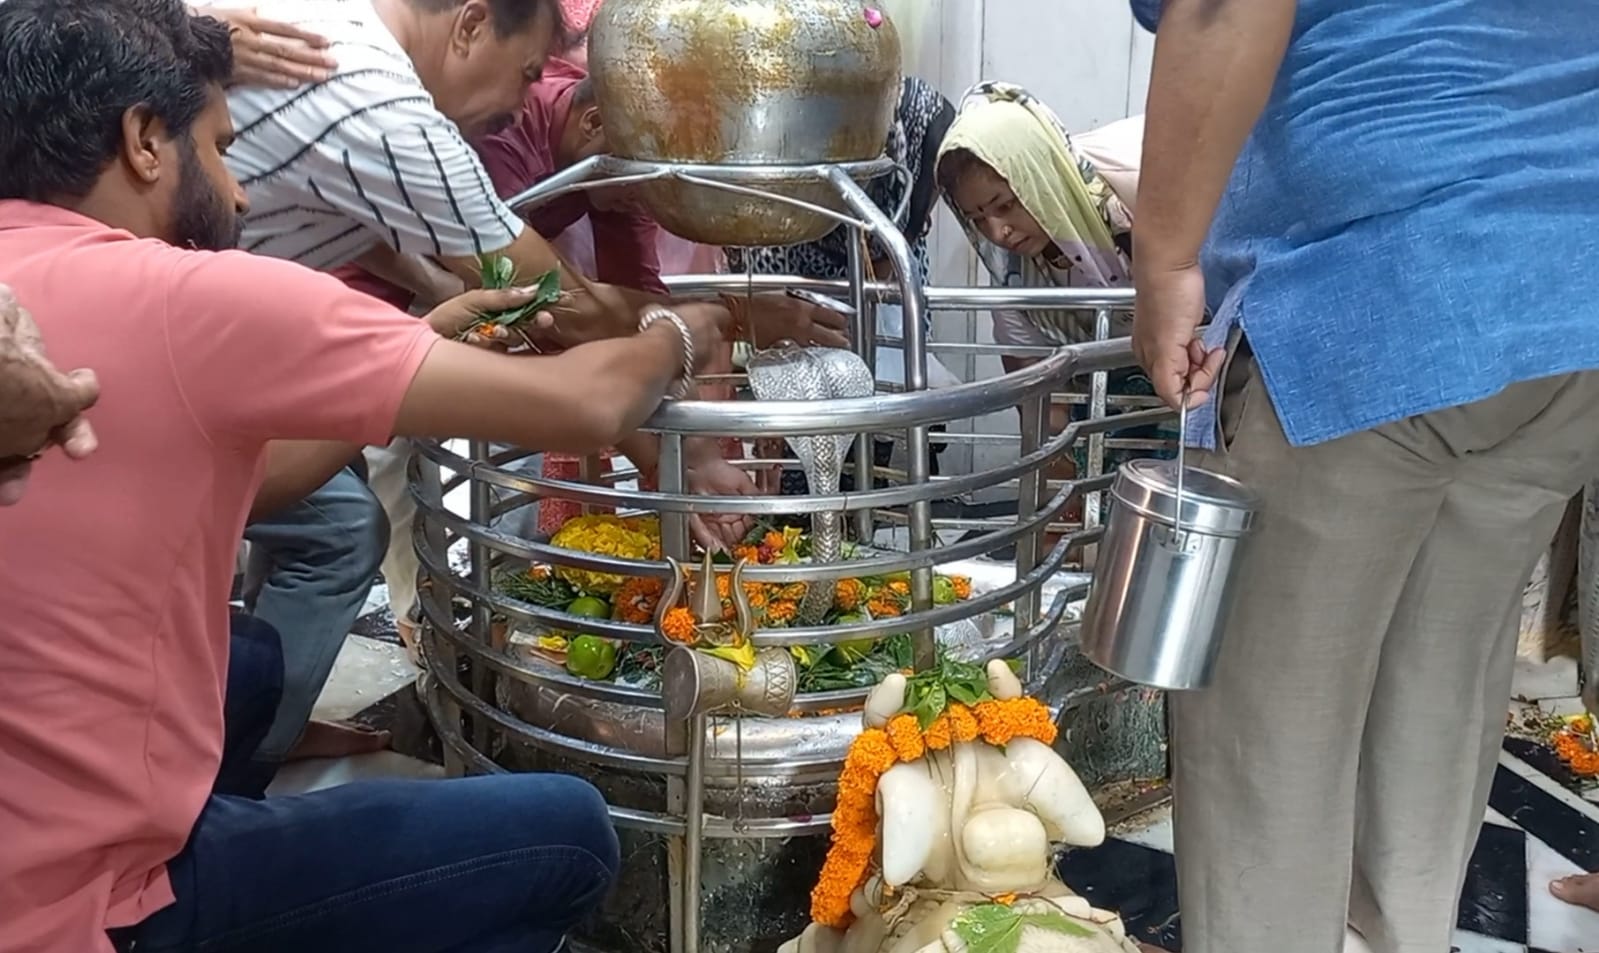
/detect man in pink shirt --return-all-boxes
[0,3,727,951]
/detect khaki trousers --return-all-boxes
[1172,354,1599,953]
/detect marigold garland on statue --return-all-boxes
[809,671,1059,930]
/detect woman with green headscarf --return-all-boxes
[937,82,1167,483]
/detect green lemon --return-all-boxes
[933,576,957,605]
[566,596,612,620]
[566,635,618,680]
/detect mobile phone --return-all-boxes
[785,288,858,316]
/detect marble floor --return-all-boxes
[280,586,1599,953]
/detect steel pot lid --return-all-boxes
[1110,458,1260,538]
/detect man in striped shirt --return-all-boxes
[222,0,772,773]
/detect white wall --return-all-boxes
[880,0,1152,480]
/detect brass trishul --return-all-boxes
[654,550,755,649]
[654,551,795,722]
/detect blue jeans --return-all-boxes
[111,619,620,953]
[214,614,287,798]
[243,466,388,762]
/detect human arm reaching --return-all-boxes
[249,441,363,521]
[1131,0,1296,410]
[394,298,726,452]
[0,285,99,506]
[192,5,337,89]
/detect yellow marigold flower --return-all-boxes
[549,515,660,595]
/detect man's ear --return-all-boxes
[579,105,603,141]
[120,105,169,187]
[451,0,492,55]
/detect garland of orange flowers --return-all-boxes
[809,697,1059,929]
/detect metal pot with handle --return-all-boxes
[1080,403,1261,691]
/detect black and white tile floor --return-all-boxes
[287,590,1599,953]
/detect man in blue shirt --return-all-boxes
[1131,1,1599,950]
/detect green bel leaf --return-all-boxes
[946,680,983,706]
[915,682,947,729]
[949,904,1097,953]
[532,267,562,308]
[1016,910,1096,939]
[949,904,1024,953]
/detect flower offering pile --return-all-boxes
[1551,713,1599,780]
[494,514,975,690]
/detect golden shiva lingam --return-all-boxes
[656,551,798,722]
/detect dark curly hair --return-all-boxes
[0,0,234,202]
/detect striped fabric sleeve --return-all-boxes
[303,118,525,261]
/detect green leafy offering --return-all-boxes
[948,903,1095,953]
[793,633,913,692]
[904,654,993,728]
[496,568,577,608]
[458,254,562,340]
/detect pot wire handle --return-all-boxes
[1174,389,1189,539]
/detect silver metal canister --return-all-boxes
[1080,430,1261,691]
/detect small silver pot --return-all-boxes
[1081,455,1260,691]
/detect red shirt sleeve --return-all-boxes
[590,208,667,294]
[159,250,438,446]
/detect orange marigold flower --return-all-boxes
[888,579,910,596]
[661,606,697,644]
[1554,728,1599,778]
[763,531,786,551]
[973,697,1058,747]
[833,577,864,612]
[923,715,953,751]
[886,714,925,762]
[733,545,761,564]
[613,576,663,624]
[867,594,903,618]
[946,703,979,743]
[951,575,972,600]
[715,574,732,600]
[765,600,797,624]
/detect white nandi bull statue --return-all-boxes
[781,659,1143,953]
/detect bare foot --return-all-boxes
[397,619,424,669]
[1551,872,1599,911]
[285,720,391,762]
